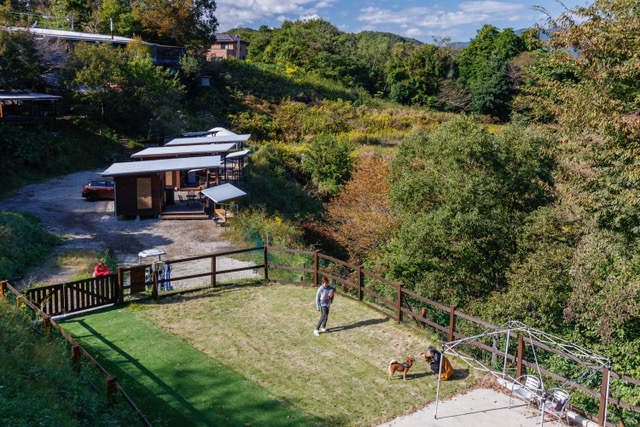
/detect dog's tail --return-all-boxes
[389,360,399,377]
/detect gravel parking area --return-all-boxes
[0,169,258,286]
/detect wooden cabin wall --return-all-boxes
[114,174,163,216]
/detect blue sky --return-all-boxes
[215,0,585,43]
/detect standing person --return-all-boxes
[93,262,109,278]
[314,277,335,336]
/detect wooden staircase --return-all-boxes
[159,211,209,220]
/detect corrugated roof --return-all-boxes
[0,92,62,101]
[165,134,251,146]
[131,143,237,158]
[225,149,251,159]
[102,156,221,177]
[201,183,247,203]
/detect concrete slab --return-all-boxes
[379,388,564,427]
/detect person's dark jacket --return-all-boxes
[430,350,442,373]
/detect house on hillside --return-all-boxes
[206,33,248,60]
[11,27,184,66]
[0,91,62,129]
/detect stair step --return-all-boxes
[159,214,210,220]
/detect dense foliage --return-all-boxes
[2,0,217,45]
[382,117,555,305]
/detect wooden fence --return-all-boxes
[25,275,117,316]
[265,246,638,427]
[8,245,640,426]
[0,280,151,426]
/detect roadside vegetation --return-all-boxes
[0,211,60,281]
[0,298,140,426]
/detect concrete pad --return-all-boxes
[380,388,564,427]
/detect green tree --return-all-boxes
[0,28,42,89]
[97,0,141,37]
[456,25,526,118]
[132,0,217,45]
[383,117,555,306]
[301,135,356,196]
[69,41,184,136]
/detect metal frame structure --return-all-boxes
[434,320,611,422]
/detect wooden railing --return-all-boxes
[264,246,636,427]
[0,280,151,426]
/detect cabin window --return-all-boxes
[137,177,152,209]
[165,171,173,187]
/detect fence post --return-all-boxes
[0,280,6,298]
[106,376,117,405]
[116,267,124,304]
[211,255,217,288]
[16,295,21,308]
[314,250,320,287]
[42,315,51,336]
[152,270,158,300]
[358,266,363,301]
[397,283,403,324]
[516,334,524,378]
[448,305,457,342]
[598,368,610,426]
[263,246,269,282]
[71,345,81,373]
[421,307,427,329]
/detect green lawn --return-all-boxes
[59,283,475,426]
[59,305,315,427]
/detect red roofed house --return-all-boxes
[206,33,248,60]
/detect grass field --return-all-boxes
[60,283,476,426]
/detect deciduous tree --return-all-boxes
[324,154,398,263]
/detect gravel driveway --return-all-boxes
[0,169,258,287]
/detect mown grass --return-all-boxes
[58,303,316,427]
[128,283,475,426]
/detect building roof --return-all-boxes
[10,26,181,48]
[165,134,251,147]
[200,183,247,203]
[214,33,248,44]
[102,156,221,177]
[225,149,251,160]
[0,91,62,101]
[131,143,237,158]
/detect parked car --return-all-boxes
[82,180,114,201]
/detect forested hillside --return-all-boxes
[1,0,640,422]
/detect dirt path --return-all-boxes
[0,169,258,287]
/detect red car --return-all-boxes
[82,180,114,201]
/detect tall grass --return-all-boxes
[0,211,61,281]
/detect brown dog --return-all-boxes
[388,356,415,381]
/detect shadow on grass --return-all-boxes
[60,306,318,426]
[326,317,389,332]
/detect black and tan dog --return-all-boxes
[388,356,415,381]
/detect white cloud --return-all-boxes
[300,13,322,21]
[404,28,423,37]
[358,1,527,31]
[216,0,333,29]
